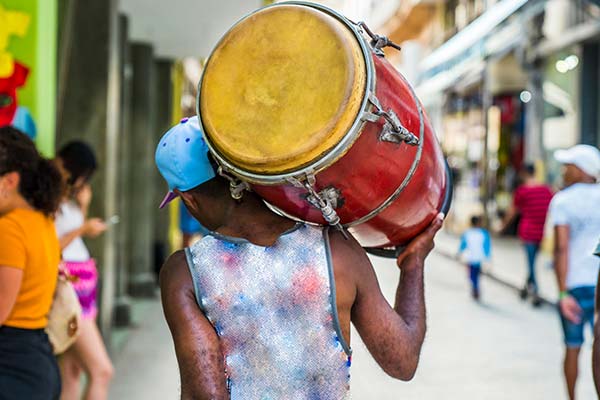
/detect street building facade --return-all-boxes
[382,0,600,231]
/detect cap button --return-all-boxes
[180,117,189,124]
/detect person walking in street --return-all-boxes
[0,127,64,400]
[54,141,114,400]
[501,164,553,306]
[458,215,491,300]
[156,117,444,399]
[549,144,600,400]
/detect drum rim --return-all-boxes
[196,1,376,184]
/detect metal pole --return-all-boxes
[99,0,121,343]
[481,64,492,228]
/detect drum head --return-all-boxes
[200,4,367,175]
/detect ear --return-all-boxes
[2,171,20,191]
[176,189,196,212]
[73,176,87,190]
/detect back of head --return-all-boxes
[155,116,217,209]
[57,140,97,188]
[522,163,535,177]
[0,126,64,216]
[470,215,482,228]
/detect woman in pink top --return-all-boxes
[503,164,553,306]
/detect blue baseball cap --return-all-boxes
[155,116,216,209]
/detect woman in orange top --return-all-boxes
[0,127,64,400]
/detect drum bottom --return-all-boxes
[363,160,453,259]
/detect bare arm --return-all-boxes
[58,219,107,251]
[500,205,518,234]
[554,225,582,324]
[59,226,84,250]
[553,225,569,292]
[0,266,24,325]
[341,214,443,380]
[160,251,229,400]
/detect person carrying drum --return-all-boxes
[156,117,444,399]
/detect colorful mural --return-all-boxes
[0,5,35,138]
[1,0,57,155]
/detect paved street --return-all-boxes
[110,247,595,399]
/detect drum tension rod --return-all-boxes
[355,21,402,57]
[367,94,420,146]
[287,175,349,240]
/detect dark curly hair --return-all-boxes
[0,126,64,216]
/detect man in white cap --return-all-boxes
[549,144,600,399]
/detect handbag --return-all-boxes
[45,266,82,355]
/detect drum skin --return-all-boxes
[252,54,447,248]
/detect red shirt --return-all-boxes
[513,184,553,243]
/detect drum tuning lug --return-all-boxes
[217,166,250,200]
[306,186,344,210]
[301,180,346,233]
[367,94,420,146]
[286,172,316,188]
[355,21,402,57]
[379,111,420,146]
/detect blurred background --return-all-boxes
[1,0,600,398]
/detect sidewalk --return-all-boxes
[108,298,180,399]
[435,230,558,305]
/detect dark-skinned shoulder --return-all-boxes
[159,250,194,297]
[328,229,372,269]
[329,228,367,262]
[327,228,375,290]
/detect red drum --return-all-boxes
[198,2,451,255]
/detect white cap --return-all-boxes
[554,144,600,179]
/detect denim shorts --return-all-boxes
[0,326,61,400]
[559,286,596,348]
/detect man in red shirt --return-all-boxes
[502,164,553,306]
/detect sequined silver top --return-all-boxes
[185,224,351,400]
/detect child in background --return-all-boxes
[458,216,491,300]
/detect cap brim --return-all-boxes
[159,191,178,209]
[554,149,574,164]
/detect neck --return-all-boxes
[10,195,34,212]
[214,191,297,247]
[567,177,596,187]
[583,177,596,184]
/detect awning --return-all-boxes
[417,59,485,105]
[381,1,437,45]
[420,0,529,73]
[534,19,600,60]
[416,0,546,100]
